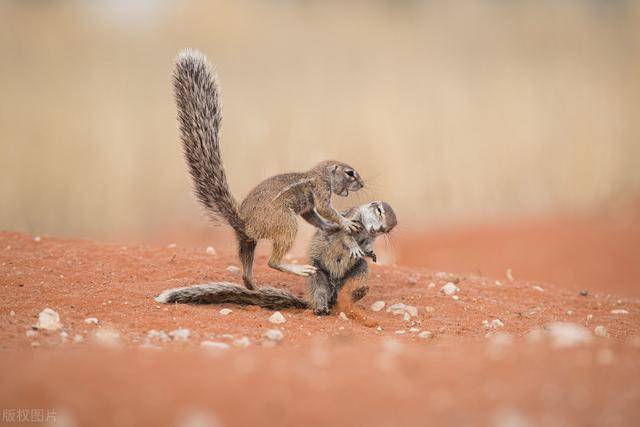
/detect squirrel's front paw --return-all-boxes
[349,246,365,260]
[341,219,361,233]
[313,306,330,316]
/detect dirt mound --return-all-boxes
[1,231,639,426]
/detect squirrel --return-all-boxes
[155,201,397,326]
[173,49,365,290]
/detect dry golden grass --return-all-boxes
[1,1,639,240]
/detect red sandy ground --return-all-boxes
[1,230,639,427]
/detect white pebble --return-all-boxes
[409,327,420,333]
[269,311,286,324]
[427,282,436,289]
[26,330,37,337]
[483,319,504,329]
[424,306,435,313]
[34,308,62,331]
[73,334,83,343]
[9,310,15,316]
[200,341,230,350]
[452,295,460,301]
[506,268,514,282]
[594,325,608,338]
[611,309,629,315]
[226,265,241,274]
[586,314,593,322]
[395,330,406,335]
[93,328,121,348]
[34,236,42,242]
[264,329,284,342]
[440,282,459,295]
[169,328,191,341]
[205,246,216,255]
[407,274,419,285]
[533,286,544,292]
[219,308,233,316]
[338,312,349,321]
[84,317,99,325]
[545,322,593,348]
[387,303,418,320]
[418,331,432,339]
[370,301,386,312]
[166,243,177,249]
[233,337,251,348]
[147,329,170,342]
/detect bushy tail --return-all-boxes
[173,49,246,237]
[155,282,308,311]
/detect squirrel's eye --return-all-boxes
[345,170,355,178]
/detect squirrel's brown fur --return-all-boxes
[172,49,365,290]
[155,201,398,326]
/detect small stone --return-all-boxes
[545,322,592,348]
[169,328,191,341]
[93,328,121,348]
[407,274,419,285]
[533,286,545,292]
[338,312,349,321]
[221,333,234,340]
[427,282,436,289]
[376,326,383,332]
[200,341,230,350]
[506,268,514,282]
[233,337,251,348]
[84,317,99,325]
[579,290,589,297]
[205,246,216,255]
[34,308,62,331]
[440,282,459,296]
[586,314,593,322]
[147,329,170,342]
[26,330,37,337]
[566,310,573,316]
[395,330,406,335]
[30,341,40,348]
[60,331,69,343]
[434,272,460,283]
[219,308,233,316]
[9,310,15,316]
[594,325,608,338]
[483,319,504,329]
[452,295,460,301]
[34,236,42,242]
[264,329,284,342]
[269,311,286,324]
[370,301,386,312]
[387,303,418,320]
[226,265,241,274]
[495,280,503,286]
[166,243,177,249]
[418,331,432,339]
[73,334,83,343]
[409,327,420,333]
[611,309,629,315]
[425,306,435,313]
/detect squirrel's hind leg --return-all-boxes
[238,238,257,289]
[268,235,317,277]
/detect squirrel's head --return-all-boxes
[319,161,364,197]
[358,201,397,236]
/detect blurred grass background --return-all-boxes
[1,0,639,244]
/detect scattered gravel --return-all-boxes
[84,317,99,325]
[407,274,419,285]
[200,341,230,350]
[611,309,629,315]
[169,328,191,341]
[205,246,216,255]
[387,303,418,321]
[219,308,233,316]
[483,319,504,329]
[338,312,349,321]
[34,308,62,331]
[147,330,170,342]
[233,337,251,348]
[370,301,386,312]
[226,265,241,274]
[594,325,608,338]
[73,334,83,343]
[434,272,460,283]
[264,329,284,342]
[440,282,459,296]
[269,311,286,324]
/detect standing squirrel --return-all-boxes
[155,201,397,326]
[173,49,365,290]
